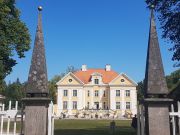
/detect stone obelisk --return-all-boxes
[23,6,50,135]
[144,6,173,135]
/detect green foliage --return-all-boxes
[0,79,6,94]
[145,0,180,66]
[0,0,31,82]
[136,81,144,101]
[48,75,62,104]
[2,78,25,108]
[166,69,180,90]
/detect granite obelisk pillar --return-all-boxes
[144,6,173,135]
[23,6,50,135]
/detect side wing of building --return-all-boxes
[56,72,84,116]
[109,73,137,116]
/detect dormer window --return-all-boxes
[94,79,99,84]
[91,72,103,85]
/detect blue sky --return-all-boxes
[5,0,178,83]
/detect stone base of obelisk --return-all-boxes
[23,98,50,135]
[144,98,173,135]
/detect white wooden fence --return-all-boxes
[0,101,54,135]
[170,101,180,135]
[48,101,54,135]
[137,101,180,135]
[0,101,20,135]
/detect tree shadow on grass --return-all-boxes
[54,126,136,135]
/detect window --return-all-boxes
[87,90,90,97]
[103,102,106,109]
[63,101,68,109]
[125,90,130,97]
[95,90,99,97]
[69,79,73,82]
[64,90,68,96]
[116,102,121,109]
[126,102,131,109]
[87,102,90,109]
[116,90,120,97]
[94,79,99,84]
[94,102,99,109]
[103,90,106,97]
[73,90,77,97]
[73,101,77,109]
[121,79,125,82]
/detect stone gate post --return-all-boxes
[23,6,50,135]
[143,6,173,135]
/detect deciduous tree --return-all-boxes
[0,0,31,83]
[146,0,180,66]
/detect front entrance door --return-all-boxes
[94,102,99,110]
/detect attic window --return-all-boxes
[94,79,99,84]
[121,79,125,82]
[69,79,73,82]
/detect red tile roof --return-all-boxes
[74,69,119,84]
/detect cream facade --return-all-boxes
[56,65,137,118]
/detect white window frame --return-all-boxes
[94,79,99,84]
[126,102,131,109]
[73,90,77,97]
[87,102,90,109]
[125,90,130,97]
[95,90,99,97]
[73,101,77,109]
[64,90,68,97]
[87,90,90,97]
[116,102,121,109]
[116,90,120,97]
[63,101,68,109]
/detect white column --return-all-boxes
[131,89,137,115]
[78,89,83,110]
[91,89,94,109]
[83,89,86,109]
[108,89,110,109]
[121,90,125,116]
[77,89,80,110]
[110,90,115,110]
[68,89,72,115]
[99,89,103,109]
[58,88,63,116]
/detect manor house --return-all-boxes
[56,65,137,118]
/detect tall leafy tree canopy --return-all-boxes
[0,0,31,83]
[1,78,25,108]
[146,0,180,66]
[166,69,180,89]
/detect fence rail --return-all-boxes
[170,101,180,135]
[0,101,20,135]
[48,101,54,135]
[0,101,54,135]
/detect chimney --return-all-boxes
[82,64,87,71]
[105,64,111,71]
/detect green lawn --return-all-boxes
[54,120,136,135]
